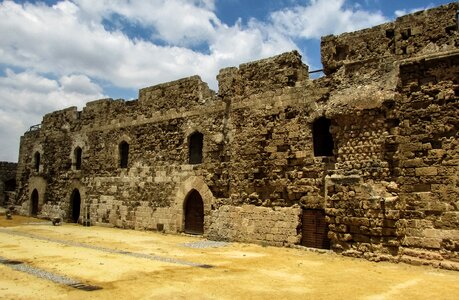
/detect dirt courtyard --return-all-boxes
[0,215,458,300]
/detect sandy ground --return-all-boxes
[0,214,458,300]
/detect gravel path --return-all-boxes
[0,256,101,291]
[0,228,213,268]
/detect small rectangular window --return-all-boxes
[189,132,203,164]
[313,117,334,157]
[119,141,129,168]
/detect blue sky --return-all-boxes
[0,0,455,161]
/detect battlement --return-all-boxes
[0,161,17,169]
[321,3,458,74]
[24,3,458,132]
[139,75,215,111]
[217,51,308,97]
[42,106,79,131]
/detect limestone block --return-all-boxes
[415,167,438,176]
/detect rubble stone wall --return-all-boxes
[394,52,459,269]
[0,162,17,206]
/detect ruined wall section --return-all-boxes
[206,51,329,245]
[322,105,404,262]
[393,52,459,270]
[321,3,458,74]
[324,50,459,269]
[316,3,459,268]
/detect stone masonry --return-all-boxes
[0,162,17,207]
[14,3,459,270]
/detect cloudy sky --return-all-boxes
[0,0,453,162]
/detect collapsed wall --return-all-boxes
[14,3,458,270]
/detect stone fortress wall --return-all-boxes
[0,162,17,206]
[14,3,458,270]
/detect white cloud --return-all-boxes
[270,0,387,39]
[0,0,298,90]
[59,74,103,95]
[74,0,221,46]
[1,69,58,94]
[0,0,393,161]
[0,69,105,161]
[394,5,433,17]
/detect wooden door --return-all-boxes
[301,209,329,249]
[185,190,204,234]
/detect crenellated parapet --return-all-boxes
[42,106,79,132]
[217,51,309,98]
[139,75,215,111]
[321,3,458,74]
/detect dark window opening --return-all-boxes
[119,141,129,168]
[401,45,407,54]
[333,44,349,61]
[74,147,82,170]
[34,152,40,172]
[385,29,395,38]
[31,189,39,216]
[401,28,411,40]
[71,189,81,223]
[189,132,203,164]
[4,179,16,191]
[184,189,204,235]
[312,117,334,157]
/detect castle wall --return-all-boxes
[395,53,459,269]
[14,3,459,270]
[0,162,17,206]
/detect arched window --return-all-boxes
[312,117,334,157]
[119,141,129,168]
[189,132,203,164]
[74,147,82,170]
[34,152,41,172]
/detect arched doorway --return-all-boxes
[184,189,204,234]
[31,189,39,216]
[71,189,81,223]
